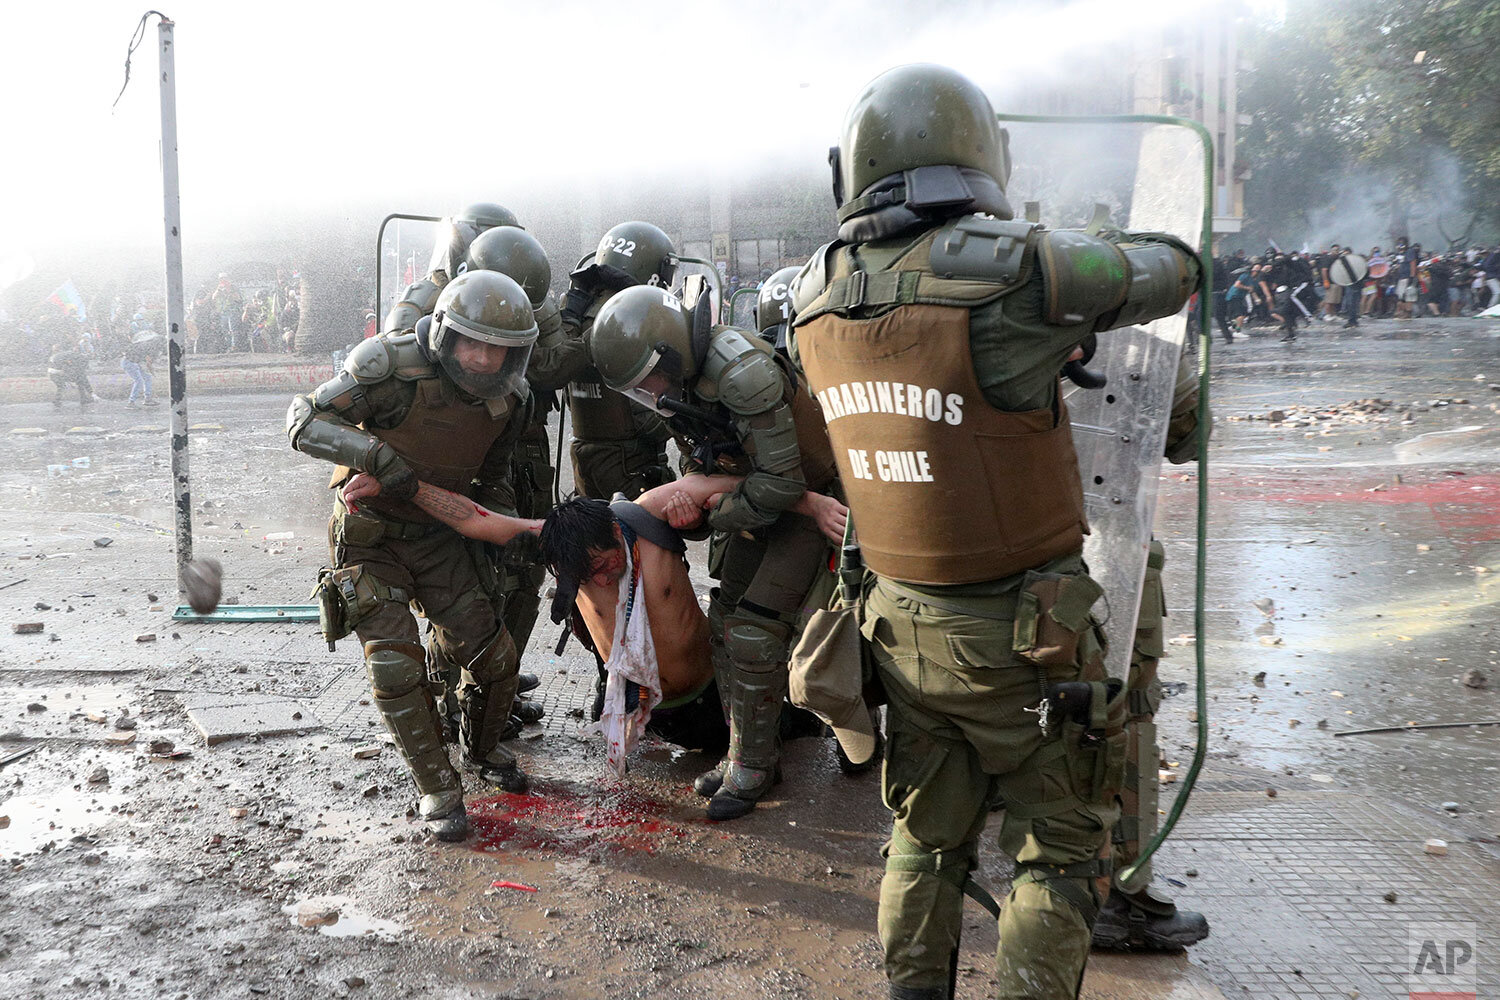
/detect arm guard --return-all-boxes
[701,328,806,531]
[707,405,807,533]
[1035,229,1201,333]
[285,393,416,497]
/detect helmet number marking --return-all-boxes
[610,238,637,257]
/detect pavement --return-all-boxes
[0,315,1498,999]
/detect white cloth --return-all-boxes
[591,542,661,776]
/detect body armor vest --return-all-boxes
[331,378,515,523]
[566,295,647,443]
[796,242,1086,585]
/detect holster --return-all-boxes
[312,565,407,651]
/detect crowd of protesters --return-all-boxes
[187,269,301,354]
[1209,242,1500,344]
[0,267,308,410]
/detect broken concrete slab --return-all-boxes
[183,693,322,745]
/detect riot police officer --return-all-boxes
[385,219,554,738]
[753,265,802,355]
[382,201,521,335]
[528,222,677,501]
[788,64,1201,999]
[589,284,842,820]
[288,270,539,841]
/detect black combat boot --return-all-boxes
[1092,886,1210,950]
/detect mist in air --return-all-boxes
[1,0,1209,291]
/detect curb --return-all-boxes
[1,361,335,403]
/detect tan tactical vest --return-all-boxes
[330,378,514,523]
[796,239,1086,585]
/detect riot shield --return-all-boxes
[375,213,443,327]
[997,117,1210,680]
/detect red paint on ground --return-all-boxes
[467,778,696,857]
[1239,471,1500,547]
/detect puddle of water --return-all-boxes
[467,777,700,857]
[281,895,406,939]
[0,787,128,857]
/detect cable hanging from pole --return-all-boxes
[113,10,169,109]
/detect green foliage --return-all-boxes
[1241,0,1499,245]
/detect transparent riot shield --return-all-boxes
[996,116,1210,681]
[727,286,759,329]
[375,213,443,325]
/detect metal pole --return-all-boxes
[157,15,192,598]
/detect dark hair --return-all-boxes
[538,497,617,592]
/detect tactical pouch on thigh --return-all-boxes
[1012,571,1105,673]
[1061,678,1129,806]
[312,565,408,649]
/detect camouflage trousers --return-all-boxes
[864,554,1126,999]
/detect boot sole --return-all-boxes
[1091,921,1210,951]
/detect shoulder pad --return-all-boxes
[347,332,435,382]
[343,337,393,383]
[928,215,1039,285]
[1035,230,1130,326]
[789,242,837,319]
[707,328,785,416]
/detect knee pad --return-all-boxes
[364,640,425,697]
[723,614,791,672]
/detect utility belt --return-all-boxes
[333,499,443,547]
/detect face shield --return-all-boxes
[431,313,534,401]
[427,217,488,278]
[614,348,685,417]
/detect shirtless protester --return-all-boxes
[341,472,847,767]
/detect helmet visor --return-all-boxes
[435,326,532,400]
[622,385,674,417]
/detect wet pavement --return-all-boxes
[0,315,1497,998]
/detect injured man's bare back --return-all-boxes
[339,472,847,755]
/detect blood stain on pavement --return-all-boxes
[467,778,697,856]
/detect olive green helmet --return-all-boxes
[754,265,802,350]
[429,270,537,400]
[465,227,552,308]
[595,221,677,288]
[830,64,1012,224]
[589,285,693,415]
[429,202,522,278]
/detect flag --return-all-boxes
[47,280,87,322]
